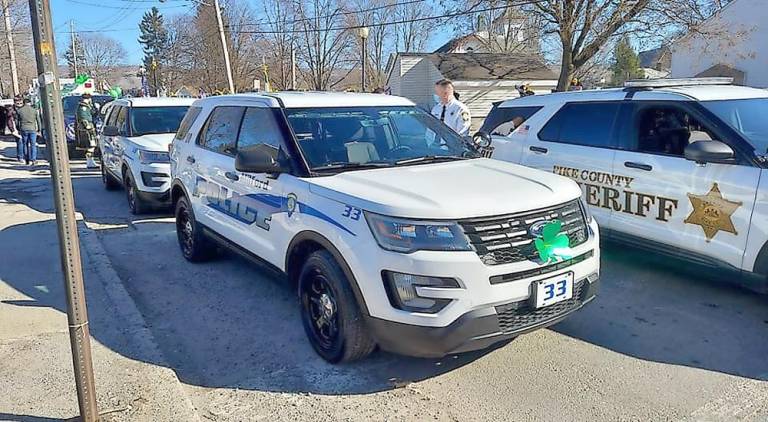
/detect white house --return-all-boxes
[385,52,557,130]
[670,0,768,87]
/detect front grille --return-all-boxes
[489,250,594,284]
[459,200,588,266]
[496,279,587,334]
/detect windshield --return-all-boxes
[284,106,477,170]
[62,95,112,117]
[129,106,190,137]
[702,98,768,153]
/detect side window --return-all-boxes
[114,106,128,136]
[237,107,286,151]
[539,102,620,148]
[481,106,542,136]
[631,104,718,156]
[175,106,202,142]
[105,106,119,127]
[198,106,244,155]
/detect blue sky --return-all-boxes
[50,0,451,66]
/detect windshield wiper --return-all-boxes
[394,155,469,166]
[312,161,392,172]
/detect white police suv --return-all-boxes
[99,97,195,214]
[479,78,768,293]
[169,92,600,362]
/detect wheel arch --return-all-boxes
[285,230,370,316]
[171,179,191,208]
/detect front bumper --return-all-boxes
[367,276,600,358]
[129,161,172,205]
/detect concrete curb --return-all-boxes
[78,222,202,421]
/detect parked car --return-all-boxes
[169,92,601,363]
[478,78,768,293]
[99,97,195,214]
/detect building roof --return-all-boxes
[638,46,671,70]
[395,53,557,81]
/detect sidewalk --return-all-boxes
[0,148,200,421]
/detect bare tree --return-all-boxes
[345,0,394,90]
[294,0,353,90]
[392,0,435,52]
[78,33,127,85]
[453,0,544,53]
[261,0,300,90]
[0,0,35,95]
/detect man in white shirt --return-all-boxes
[431,79,471,136]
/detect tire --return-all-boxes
[67,143,82,159]
[101,161,120,190]
[124,172,148,215]
[175,195,216,262]
[299,250,375,363]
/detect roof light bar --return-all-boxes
[624,77,734,88]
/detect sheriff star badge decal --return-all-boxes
[684,183,742,242]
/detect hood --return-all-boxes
[307,158,582,219]
[127,133,175,151]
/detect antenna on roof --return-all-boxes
[624,77,734,88]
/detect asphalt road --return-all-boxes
[3,142,768,421]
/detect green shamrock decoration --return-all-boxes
[75,74,89,85]
[533,220,573,263]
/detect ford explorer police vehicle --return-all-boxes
[479,78,768,293]
[99,97,195,214]
[169,92,600,363]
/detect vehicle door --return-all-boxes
[226,105,297,266]
[522,101,622,229]
[110,106,129,179]
[611,98,760,269]
[187,105,246,239]
[100,105,121,177]
[481,105,543,161]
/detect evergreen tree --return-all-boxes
[138,7,169,94]
[63,34,86,78]
[611,37,644,86]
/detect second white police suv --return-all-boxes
[169,92,600,363]
[480,78,768,293]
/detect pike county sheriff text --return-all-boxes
[553,165,678,222]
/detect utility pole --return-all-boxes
[1,0,20,96]
[358,27,369,93]
[70,19,78,77]
[212,0,234,94]
[28,0,99,419]
[290,42,296,90]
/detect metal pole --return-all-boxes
[2,0,20,96]
[212,0,234,94]
[27,0,99,419]
[361,38,366,92]
[70,20,77,77]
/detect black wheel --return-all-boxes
[299,250,375,363]
[101,161,120,190]
[175,195,215,262]
[124,172,148,215]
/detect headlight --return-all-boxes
[382,271,459,313]
[365,212,471,253]
[138,149,170,164]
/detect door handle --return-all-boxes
[624,161,652,171]
[186,156,196,164]
[529,146,548,154]
[225,171,239,181]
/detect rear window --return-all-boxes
[481,105,542,136]
[539,102,620,148]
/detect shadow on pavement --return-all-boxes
[555,242,768,381]
[0,413,75,422]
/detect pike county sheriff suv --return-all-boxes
[479,78,768,293]
[169,92,600,363]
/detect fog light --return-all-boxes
[382,271,459,313]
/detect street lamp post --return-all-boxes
[358,27,369,93]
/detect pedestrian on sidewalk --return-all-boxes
[75,93,98,169]
[16,97,41,166]
[6,97,22,161]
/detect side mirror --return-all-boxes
[472,131,492,148]
[102,126,118,137]
[235,143,286,174]
[684,140,734,164]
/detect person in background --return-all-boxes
[15,97,41,166]
[75,93,98,168]
[431,79,471,136]
[8,96,22,161]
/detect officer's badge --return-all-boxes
[461,111,470,122]
[286,193,298,217]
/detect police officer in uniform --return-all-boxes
[75,93,98,168]
[431,79,471,136]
